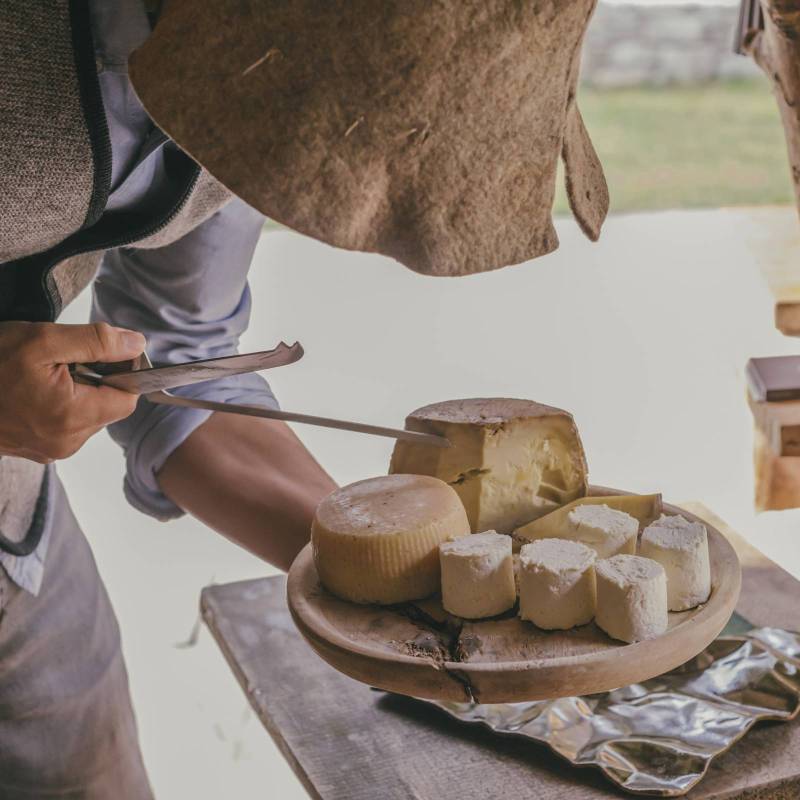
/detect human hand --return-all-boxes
[0,321,146,462]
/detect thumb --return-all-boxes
[42,322,146,365]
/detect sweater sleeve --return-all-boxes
[91,196,278,520]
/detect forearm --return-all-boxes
[157,412,337,571]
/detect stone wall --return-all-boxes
[581,2,760,87]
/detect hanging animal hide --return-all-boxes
[130,1,608,276]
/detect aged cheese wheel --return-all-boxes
[390,398,588,535]
[312,474,470,604]
[595,554,668,643]
[640,514,711,611]
[439,531,516,619]
[518,538,597,630]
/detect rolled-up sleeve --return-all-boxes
[91,197,278,520]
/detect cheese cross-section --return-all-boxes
[389,398,588,534]
[518,538,597,630]
[312,474,470,604]
[595,554,668,643]
[640,514,711,611]
[439,531,516,619]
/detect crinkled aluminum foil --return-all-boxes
[428,627,800,797]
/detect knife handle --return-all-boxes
[70,354,151,387]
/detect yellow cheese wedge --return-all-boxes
[514,493,662,550]
[389,398,588,534]
[312,474,470,604]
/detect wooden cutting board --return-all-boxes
[286,491,741,703]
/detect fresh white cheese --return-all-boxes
[312,474,470,604]
[389,398,588,534]
[514,493,661,549]
[639,514,711,611]
[439,531,516,618]
[595,554,668,643]
[565,504,639,558]
[519,503,638,559]
[518,538,597,629]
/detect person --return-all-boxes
[0,2,336,796]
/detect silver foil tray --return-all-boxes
[426,626,800,796]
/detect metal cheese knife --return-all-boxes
[71,341,305,393]
[72,343,450,448]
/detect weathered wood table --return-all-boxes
[200,506,800,799]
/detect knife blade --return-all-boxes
[145,391,451,448]
[73,343,451,448]
[72,341,303,393]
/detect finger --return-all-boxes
[71,383,140,428]
[39,322,146,366]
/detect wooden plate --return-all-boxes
[287,489,741,703]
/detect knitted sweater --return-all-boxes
[0,0,232,554]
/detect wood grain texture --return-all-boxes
[287,491,740,703]
[724,207,800,336]
[749,393,800,458]
[200,504,800,799]
[747,394,800,509]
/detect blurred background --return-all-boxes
[58,1,800,797]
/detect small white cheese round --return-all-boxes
[518,538,597,630]
[566,504,639,559]
[440,531,516,619]
[595,554,668,643]
[312,474,470,604]
[639,514,711,611]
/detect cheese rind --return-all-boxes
[389,398,588,535]
[440,531,516,618]
[312,475,470,604]
[595,554,668,643]
[639,514,711,611]
[519,538,597,629]
[514,493,661,549]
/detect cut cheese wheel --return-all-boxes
[518,538,596,630]
[439,531,515,619]
[514,493,661,549]
[312,475,470,604]
[595,554,668,643]
[389,398,588,535]
[640,514,711,611]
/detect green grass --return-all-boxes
[554,77,796,215]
